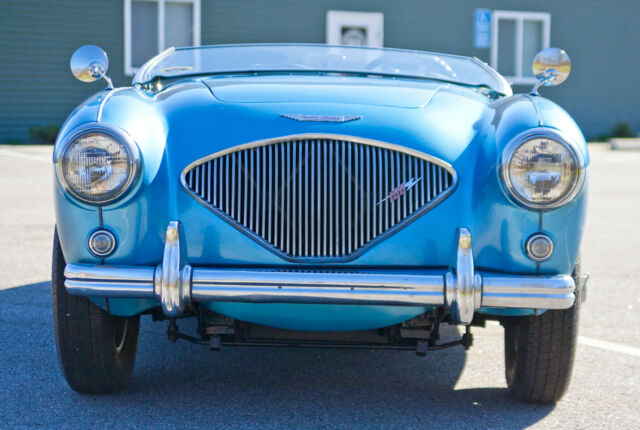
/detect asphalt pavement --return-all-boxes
[0,144,638,429]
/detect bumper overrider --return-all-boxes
[64,221,576,325]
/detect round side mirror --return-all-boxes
[532,47,571,87]
[70,45,110,83]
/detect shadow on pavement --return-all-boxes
[0,282,554,428]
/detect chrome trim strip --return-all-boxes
[471,56,513,97]
[280,114,362,123]
[499,127,586,210]
[181,134,457,176]
[481,275,575,309]
[180,134,458,263]
[133,47,176,85]
[64,264,155,283]
[64,280,155,298]
[191,286,443,306]
[482,276,574,296]
[64,263,575,311]
[63,226,575,319]
[191,269,444,289]
[192,270,444,306]
[523,94,543,126]
[96,87,128,123]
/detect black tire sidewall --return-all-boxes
[52,228,140,394]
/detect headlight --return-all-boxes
[501,130,584,209]
[55,125,140,204]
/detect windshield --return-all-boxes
[133,44,511,95]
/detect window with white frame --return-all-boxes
[124,0,201,75]
[490,11,550,85]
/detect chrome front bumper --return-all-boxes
[64,222,576,324]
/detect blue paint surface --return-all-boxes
[54,70,588,328]
[204,303,433,332]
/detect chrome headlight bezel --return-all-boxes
[500,128,585,210]
[54,123,141,205]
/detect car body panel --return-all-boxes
[55,69,588,325]
[205,75,442,107]
[204,303,434,331]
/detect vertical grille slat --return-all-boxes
[242,153,247,226]
[230,153,236,220]
[316,140,322,257]
[382,149,388,231]
[323,140,328,256]
[416,157,423,213]
[303,142,313,255]
[184,136,455,260]
[328,142,334,256]
[285,144,291,254]
[279,143,285,249]
[261,146,267,239]
[267,146,273,243]
[297,143,303,256]
[341,142,346,255]
[401,154,408,219]
[194,167,200,196]
[366,145,372,244]
[347,142,352,254]
[248,150,253,229]
[358,144,364,248]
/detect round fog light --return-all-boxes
[88,229,117,257]
[525,233,554,261]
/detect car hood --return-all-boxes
[84,76,501,180]
[203,76,444,108]
[191,76,497,163]
[55,75,586,273]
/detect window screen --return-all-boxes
[165,2,194,48]
[132,1,158,68]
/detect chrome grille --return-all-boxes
[183,135,456,261]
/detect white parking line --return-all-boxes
[578,336,640,358]
[0,148,51,163]
[487,321,639,358]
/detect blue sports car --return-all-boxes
[53,44,588,402]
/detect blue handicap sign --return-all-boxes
[474,9,491,49]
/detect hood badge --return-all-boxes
[281,114,362,123]
[378,177,422,206]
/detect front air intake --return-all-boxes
[182,134,456,261]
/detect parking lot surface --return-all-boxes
[0,144,638,428]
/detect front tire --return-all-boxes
[52,229,140,394]
[503,284,580,404]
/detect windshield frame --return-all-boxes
[133,43,512,96]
